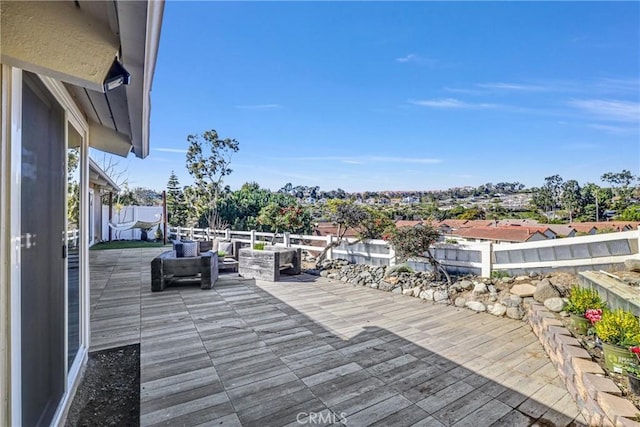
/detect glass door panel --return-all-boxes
[67,125,81,369]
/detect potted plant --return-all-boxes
[627,346,640,395]
[594,309,640,373]
[564,286,606,335]
[253,242,265,250]
[217,250,227,261]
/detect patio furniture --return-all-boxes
[218,257,239,273]
[151,250,218,291]
[238,247,302,281]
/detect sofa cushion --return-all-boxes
[218,240,233,257]
[182,242,198,257]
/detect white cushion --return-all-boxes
[218,241,233,256]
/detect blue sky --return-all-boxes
[113,1,639,193]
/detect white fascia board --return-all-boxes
[0,1,118,93]
[88,157,120,193]
[118,0,165,159]
[88,122,133,158]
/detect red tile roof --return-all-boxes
[452,226,547,243]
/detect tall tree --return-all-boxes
[561,180,581,222]
[185,129,239,228]
[166,172,188,226]
[540,174,564,218]
[601,169,637,211]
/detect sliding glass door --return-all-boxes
[21,73,66,427]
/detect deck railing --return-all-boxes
[168,226,639,277]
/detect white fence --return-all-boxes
[101,205,163,241]
[167,226,639,277]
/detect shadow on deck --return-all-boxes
[89,248,585,426]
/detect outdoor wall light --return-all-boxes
[103,58,131,92]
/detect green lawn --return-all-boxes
[90,240,170,251]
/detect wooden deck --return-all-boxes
[90,248,586,426]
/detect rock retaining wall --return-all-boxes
[310,259,576,321]
[528,303,640,427]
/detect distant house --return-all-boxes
[452,226,548,243]
[499,225,557,240]
[496,219,540,227]
[569,223,598,235]
[89,158,120,246]
[545,224,577,238]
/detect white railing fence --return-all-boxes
[167,226,640,277]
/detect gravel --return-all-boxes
[65,345,140,427]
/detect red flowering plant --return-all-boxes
[585,308,603,324]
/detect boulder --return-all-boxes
[391,287,402,294]
[378,280,396,292]
[533,279,560,303]
[434,290,449,303]
[457,280,474,290]
[510,284,536,297]
[419,289,435,301]
[544,297,565,313]
[454,297,467,308]
[489,303,507,317]
[473,283,488,295]
[466,301,486,312]
[402,288,414,296]
[500,295,523,308]
[412,286,422,297]
[506,307,524,320]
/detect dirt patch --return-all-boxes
[65,345,140,427]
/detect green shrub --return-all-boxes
[491,270,510,279]
[594,309,640,347]
[385,264,414,276]
[385,225,440,262]
[253,242,266,250]
[565,286,606,315]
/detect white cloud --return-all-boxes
[568,99,640,122]
[477,82,548,91]
[396,54,418,63]
[235,104,281,110]
[155,147,188,153]
[368,156,442,164]
[410,98,499,110]
[443,87,485,95]
[395,54,439,67]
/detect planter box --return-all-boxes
[238,247,301,281]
